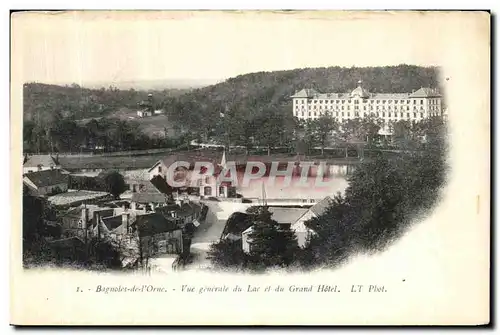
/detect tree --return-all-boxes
[311,113,338,156]
[246,207,300,269]
[207,239,246,269]
[360,114,384,146]
[100,171,127,199]
[254,108,285,156]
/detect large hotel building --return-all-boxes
[291,81,444,134]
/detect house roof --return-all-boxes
[23,155,59,168]
[101,215,125,231]
[268,207,308,224]
[149,175,172,194]
[291,86,440,100]
[131,192,167,204]
[222,212,255,236]
[177,202,198,218]
[350,85,370,98]
[24,169,68,188]
[48,191,111,207]
[123,169,150,181]
[309,196,333,216]
[135,212,179,237]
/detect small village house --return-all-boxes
[134,212,184,257]
[290,196,333,247]
[23,154,61,174]
[241,207,309,253]
[23,169,69,196]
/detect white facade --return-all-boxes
[291,84,443,134]
[148,160,229,198]
[137,110,152,118]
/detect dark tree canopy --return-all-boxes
[100,171,127,198]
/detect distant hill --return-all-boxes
[84,78,221,90]
[22,82,193,123]
[164,64,441,130]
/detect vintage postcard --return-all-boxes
[10,10,490,325]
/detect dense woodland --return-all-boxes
[23,65,441,154]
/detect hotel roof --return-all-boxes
[291,86,441,100]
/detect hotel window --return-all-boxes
[336,112,339,116]
[314,112,317,116]
[382,112,385,117]
[420,100,423,104]
[308,112,311,116]
[355,112,359,116]
[413,113,417,118]
[342,112,345,116]
[413,100,416,104]
[400,112,403,117]
[301,100,304,104]
[407,106,410,110]
[388,100,392,103]
[347,112,350,117]
[342,106,344,110]
[301,112,304,116]
[336,100,339,103]
[388,112,391,117]
[370,106,373,110]
[348,100,352,103]
[363,106,366,110]
[376,112,380,117]
[407,100,410,104]
[421,112,424,118]
[407,113,410,118]
[377,100,380,104]
[347,106,350,110]
[383,100,386,104]
[319,100,323,103]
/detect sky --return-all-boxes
[12,11,452,87]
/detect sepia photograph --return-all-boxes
[9,10,490,326]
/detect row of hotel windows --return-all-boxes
[295,105,440,111]
[295,98,440,105]
[295,111,427,119]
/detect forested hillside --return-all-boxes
[23,83,190,123]
[22,65,441,154]
[163,65,440,131]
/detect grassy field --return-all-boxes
[99,108,177,138]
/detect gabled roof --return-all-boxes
[409,87,441,98]
[290,88,319,98]
[222,212,255,236]
[149,175,173,195]
[135,213,179,237]
[268,207,308,224]
[101,215,124,231]
[24,169,68,188]
[309,196,333,217]
[350,85,370,98]
[23,155,59,168]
